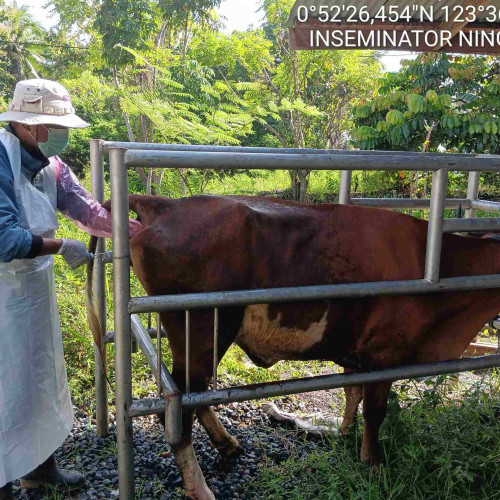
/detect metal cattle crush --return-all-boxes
[89,139,500,499]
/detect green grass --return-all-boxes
[249,378,500,500]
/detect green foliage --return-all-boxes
[0,2,46,82]
[352,53,500,154]
[94,0,159,67]
[61,72,124,174]
[249,378,500,499]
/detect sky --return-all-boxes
[24,0,414,71]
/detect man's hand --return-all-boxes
[57,239,90,270]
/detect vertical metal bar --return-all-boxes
[157,313,162,397]
[165,395,183,446]
[465,171,480,219]
[213,308,219,390]
[185,310,190,393]
[425,168,448,283]
[90,139,109,438]
[339,170,352,205]
[109,148,135,500]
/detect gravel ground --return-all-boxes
[11,399,330,500]
[10,370,496,500]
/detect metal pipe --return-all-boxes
[102,141,475,158]
[465,172,481,218]
[351,198,471,210]
[124,150,500,173]
[185,311,190,394]
[109,147,135,500]
[129,274,500,314]
[104,326,166,344]
[182,354,500,408]
[213,308,219,390]
[130,398,166,418]
[129,400,182,444]
[130,315,179,396]
[90,139,109,438]
[471,200,500,213]
[129,354,500,415]
[157,313,162,398]
[129,315,182,445]
[443,217,500,233]
[339,171,352,205]
[425,169,448,283]
[164,394,183,446]
[101,251,113,264]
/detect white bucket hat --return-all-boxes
[0,79,90,129]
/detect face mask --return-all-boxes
[37,127,70,158]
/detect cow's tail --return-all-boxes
[87,235,110,384]
[86,195,152,383]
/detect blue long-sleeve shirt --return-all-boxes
[0,127,125,263]
[0,129,49,262]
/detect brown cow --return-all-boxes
[90,194,500,500]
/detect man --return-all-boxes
[0,79,141,499]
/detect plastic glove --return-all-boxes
[57,239,90,270]
[55,158,144,239]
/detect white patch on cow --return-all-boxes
[235,304,328,367]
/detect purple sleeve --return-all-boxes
[55,158,143,238]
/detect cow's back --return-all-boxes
[128,194,500,371]
[130,195,429,291]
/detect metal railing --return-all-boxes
[89,140,500,500]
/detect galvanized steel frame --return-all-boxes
[90,140,500,500]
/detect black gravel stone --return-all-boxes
[9,401,329,499]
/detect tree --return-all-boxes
[352,53,500,196]
[0,2,45,81]
[189,0,382,201]
[159,0,223,59]
[352,53,500,154]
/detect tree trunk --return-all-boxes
[112,67,149,187]
[9,44,25,81]
[289,56,309,203]
[290,171,298,201]
[112,68,135,142]
[182,13,189,62]
[25,57,39,78]
[298,170,308,203]
[180,171,186,195]
[146,169,153,195]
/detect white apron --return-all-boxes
[0,129,73,487]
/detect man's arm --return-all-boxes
[40,238,63,256]
[0,142,38,262]
[0,143,70,260]
[56,159,143,237]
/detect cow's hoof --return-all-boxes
[184,485,215,500]
[214,444,244,475]
[221,443,244,460]
[217,438,244,461]
[360,453,383,469]
[340,423,354,436]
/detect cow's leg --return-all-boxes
[340,385,363,436]
[360,382,392,466]
[164,309,241,499]
[172,408,214,500]
[196,407,244,459]
[169,360,214,499]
